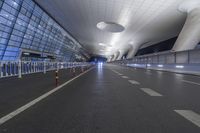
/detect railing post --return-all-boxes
[57,62,59,71]
[0,62,3,78]
[5,62,8,77]
[188,51,190,64]
[43,61,46,74]
[18,60,22,78]
[30,62,33,73]
[8,62,12,76]
[174,52,177,64]
[28,62,30,74]
[14,62,17,75]
[13,62,16,76]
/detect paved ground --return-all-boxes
[0,64,200,133]
[0,67,85,118]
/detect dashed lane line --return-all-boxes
[111,70,118,74]
[128,80,140,85]
[175,110,200,128]
[111,70,123,76]
[121,76,129,79]
[140,88,163,96]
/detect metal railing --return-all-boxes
[0,61,91,78]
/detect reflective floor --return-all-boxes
[0,64,200,133]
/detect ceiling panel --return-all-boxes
[35,0,187,58]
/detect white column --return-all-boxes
[112,54,117,61]
[110,55,114,62]
[127,44,140,59]
[113,51,120,61]
[107,56,112,62]
[173,1,200,51]
[117,50,126,60]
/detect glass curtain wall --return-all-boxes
[0,0,82,61]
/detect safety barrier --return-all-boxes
[112,49,200,75]
[0,61,91,78]
[114,49,200,65]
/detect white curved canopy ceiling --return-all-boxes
[35,0,188,58]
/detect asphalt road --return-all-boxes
[0,64,200,133]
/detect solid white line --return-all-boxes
[0,67,94,126]
[121,76,129,79]
[128,80,140,85]
[182,80,200,86]
[140,88,163,96]
[175,110,200,128]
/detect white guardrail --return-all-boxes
[111,49,200,75]
[113,49,200,65]
[0,61,91,78]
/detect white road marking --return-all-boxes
[140,88,163,96]
[128,80,140,85]
[182,80,200,86]
[111,70,118,74]
[0,67,94,126]
[175,110,200,128]
[111,70,122,75]
[121,76,129,79]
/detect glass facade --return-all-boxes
[0,0,83,61]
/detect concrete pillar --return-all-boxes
[114,51,120,61]
[117,50,126,60]
[127,44,140,59]
[107,57,111,62]
[173,1,200,51]
[112,53,118,61]
[110,55,115,62]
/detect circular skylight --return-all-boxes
[97,22,125,33]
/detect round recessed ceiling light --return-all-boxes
[97,22,125,33]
